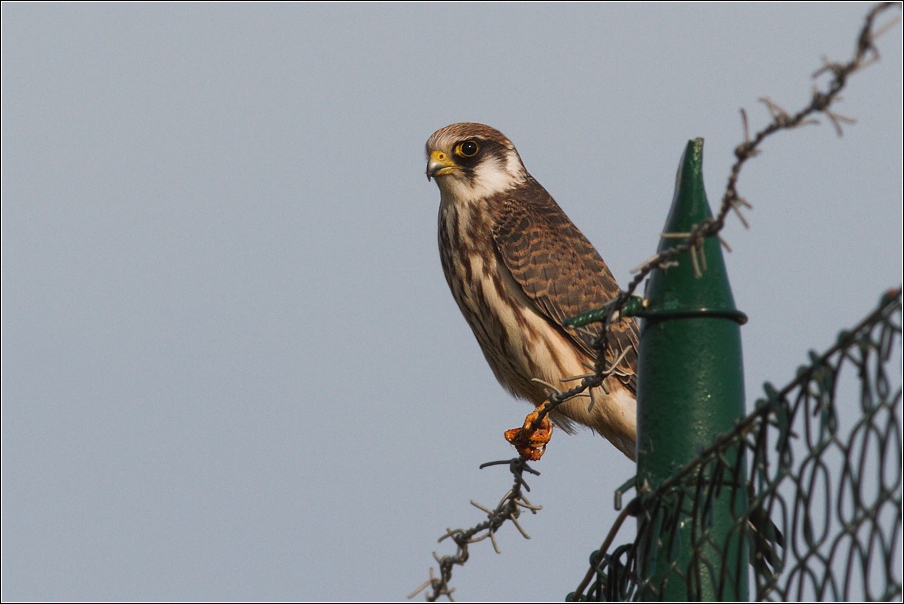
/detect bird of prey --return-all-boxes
[425,122,639,459]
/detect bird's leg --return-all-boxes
[504,406,554,461]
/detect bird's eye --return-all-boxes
[456,141,479,157]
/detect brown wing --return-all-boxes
[490,177,639,394]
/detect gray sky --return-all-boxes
[2,4,901,601]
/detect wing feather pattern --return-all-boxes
[490,177,639,394]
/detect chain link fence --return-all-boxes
[573,288,902,601]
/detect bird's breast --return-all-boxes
[437,198,585,402]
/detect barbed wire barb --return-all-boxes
[469,500,493,515]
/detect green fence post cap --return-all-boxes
[641,138,747,325]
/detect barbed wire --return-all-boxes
[411,3,900,600]
[407,457,541,601]
[547,1,901,431]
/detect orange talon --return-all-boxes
[504,408,554,460]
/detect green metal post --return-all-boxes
[635,139,748,600]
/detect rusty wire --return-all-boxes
[411,3,900,600]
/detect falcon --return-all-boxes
[426,122,639,459]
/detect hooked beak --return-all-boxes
[426,150,460,181]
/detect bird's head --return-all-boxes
[425,123,528,202]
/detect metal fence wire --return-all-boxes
[575,288,902,602]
